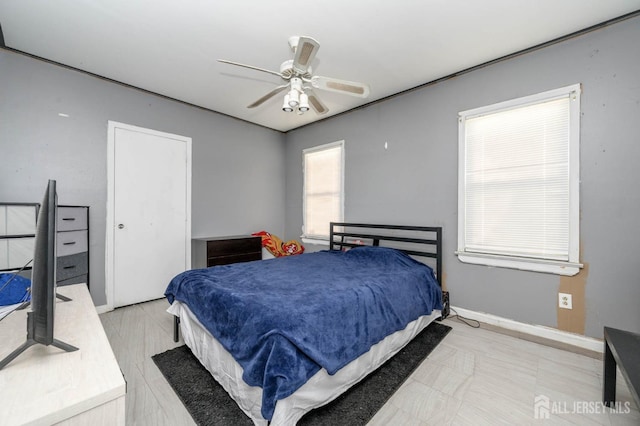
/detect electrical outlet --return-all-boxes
[559,293,573,309]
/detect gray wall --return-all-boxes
[0,49,286,306]
[284,16,640,338]
[2,16,638,337]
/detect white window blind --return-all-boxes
[303,141,344,240]
[457,85,582,275]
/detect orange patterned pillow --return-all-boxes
[252,231,305,257]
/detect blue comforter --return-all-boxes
[165,246,442,420]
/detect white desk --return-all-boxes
[0,284,126,425]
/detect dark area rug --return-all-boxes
[152,321,451,426]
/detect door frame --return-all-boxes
[105,121,192,311]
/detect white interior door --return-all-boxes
[107,122,191,308]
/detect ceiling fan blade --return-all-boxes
[218,59,282,78]
[311,76,370,98]
[247,85,289,108]
[292,36,320,74]
[306,89,329,115]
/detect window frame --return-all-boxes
[456,84,582,276]
[301,140,345,245]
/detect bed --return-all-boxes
[165,223,445,425]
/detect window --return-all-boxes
[457,84,582,275]
[302,141,345,243]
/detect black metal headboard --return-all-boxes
[329,222,443,288]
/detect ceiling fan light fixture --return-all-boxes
[288,89,300,108]
[220,36,368,117]
[299,93,310,112]
[282,94,293,112]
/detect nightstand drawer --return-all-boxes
[57,252,88,281]
[207,252,262,266]
[206,237,261,258]
[56,230,88,256]
[57,207,88,231]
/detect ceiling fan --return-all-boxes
[218,36,370,115]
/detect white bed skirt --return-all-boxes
[168,301,441,425]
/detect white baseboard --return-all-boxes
[91,301,602,352]
[450,306,603,353]
[94,304,110,314]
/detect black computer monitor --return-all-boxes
[0,180,78,370]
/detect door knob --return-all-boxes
[118,224,125,229]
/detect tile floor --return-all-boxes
[99,300,639,425]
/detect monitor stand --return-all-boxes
[56,293,72,302]
[0,311,78,370]
[15,292,72,310]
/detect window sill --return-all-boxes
[301,237,330,246]
[455,251,583,276]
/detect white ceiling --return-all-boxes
[1,1,639,132]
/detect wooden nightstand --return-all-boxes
[191,235,262,269]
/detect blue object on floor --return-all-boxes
[0,273,31,306]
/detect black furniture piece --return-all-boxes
[329,222,442,287]
[330,222,449,319]
[603,326,640,409]
[191,235,262,269]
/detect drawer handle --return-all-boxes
[62,218,76,221]
[63,266,76,270]
[63,242,76,245]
